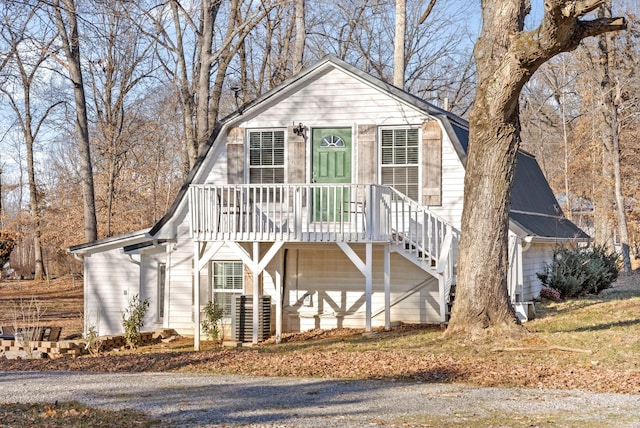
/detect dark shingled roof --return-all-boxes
[510,151,589,240]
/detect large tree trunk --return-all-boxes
[52,0,98,243]
[445,0,626,338]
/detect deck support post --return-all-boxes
[252,241,260,344]
[384,244,390,330]
[226,241,284,344]
[193,241,201,351]
[365,242,372,332]
[275,249,284,344]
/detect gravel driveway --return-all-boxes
[1,371,639,427]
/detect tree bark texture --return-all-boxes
[293,0,306,73]
[393,0,406,88]
[446,0,625,338]
[52,0,98,242]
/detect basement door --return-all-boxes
[311,127,352,221]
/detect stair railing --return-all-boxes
[386,188,459,321]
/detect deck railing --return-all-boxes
[189,184,394,243]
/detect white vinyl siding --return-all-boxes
[249,130,285,184]
[212,261,244,317]
[84,250,140,336]
[380,128,420,200]
[522,243,552,300]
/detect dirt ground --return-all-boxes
[0,277,84,337]
[1,274,639,395]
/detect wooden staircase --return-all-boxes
[386,189,459,323]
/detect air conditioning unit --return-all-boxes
[232,295,271,342]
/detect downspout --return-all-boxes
[126,254,141,265]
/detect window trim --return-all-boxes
[209,260,245,319]
[246,128,287,184]
[378,126,422,200]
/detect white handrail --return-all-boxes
[189,184,393,243]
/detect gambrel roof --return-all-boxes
[70,55,587,253]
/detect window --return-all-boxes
[380,128,420,200]
[249,130,285,183]
[212,261,244,317]
[158,263,166,320]
[321,135,345,147]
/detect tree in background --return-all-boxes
[446,0,626,338]
[50,0,98,243]
[0,2,63,280]
[520,3,639,266]
[85,0,155,237]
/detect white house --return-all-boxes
[70,56,588,348]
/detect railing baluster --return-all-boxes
[189,184,405,245]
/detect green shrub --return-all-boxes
[537,245,619,298]
[122,294,149,349]
[201,301,224,342]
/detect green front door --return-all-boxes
[312,128,352,221]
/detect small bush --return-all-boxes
[122,294,149,349]
[201,301,224,342]
[84,326,103,356]
[11,296,45,358]
[537,245,619,298]
[539,286,561,302]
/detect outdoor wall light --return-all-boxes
[292,122,306,138]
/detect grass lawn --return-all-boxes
[0,274,639,426]
[1,274,638,393]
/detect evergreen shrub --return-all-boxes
[537,245,619,298]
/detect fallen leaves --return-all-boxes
[0,401,158,427]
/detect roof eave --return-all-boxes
[68,229,152,255]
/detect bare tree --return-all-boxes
[85,1,154,237]
[446,0,626,338]
[394,0,438,89]
[0,2,63,280]
[147,0,271,173]
[50,0,98,242]
[593,2,631,272]
[306,0,475,115]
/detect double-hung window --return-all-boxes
[380,128,420,200]
[212,261,244,317]
[249,130,285,183]
[249,130,285,202]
